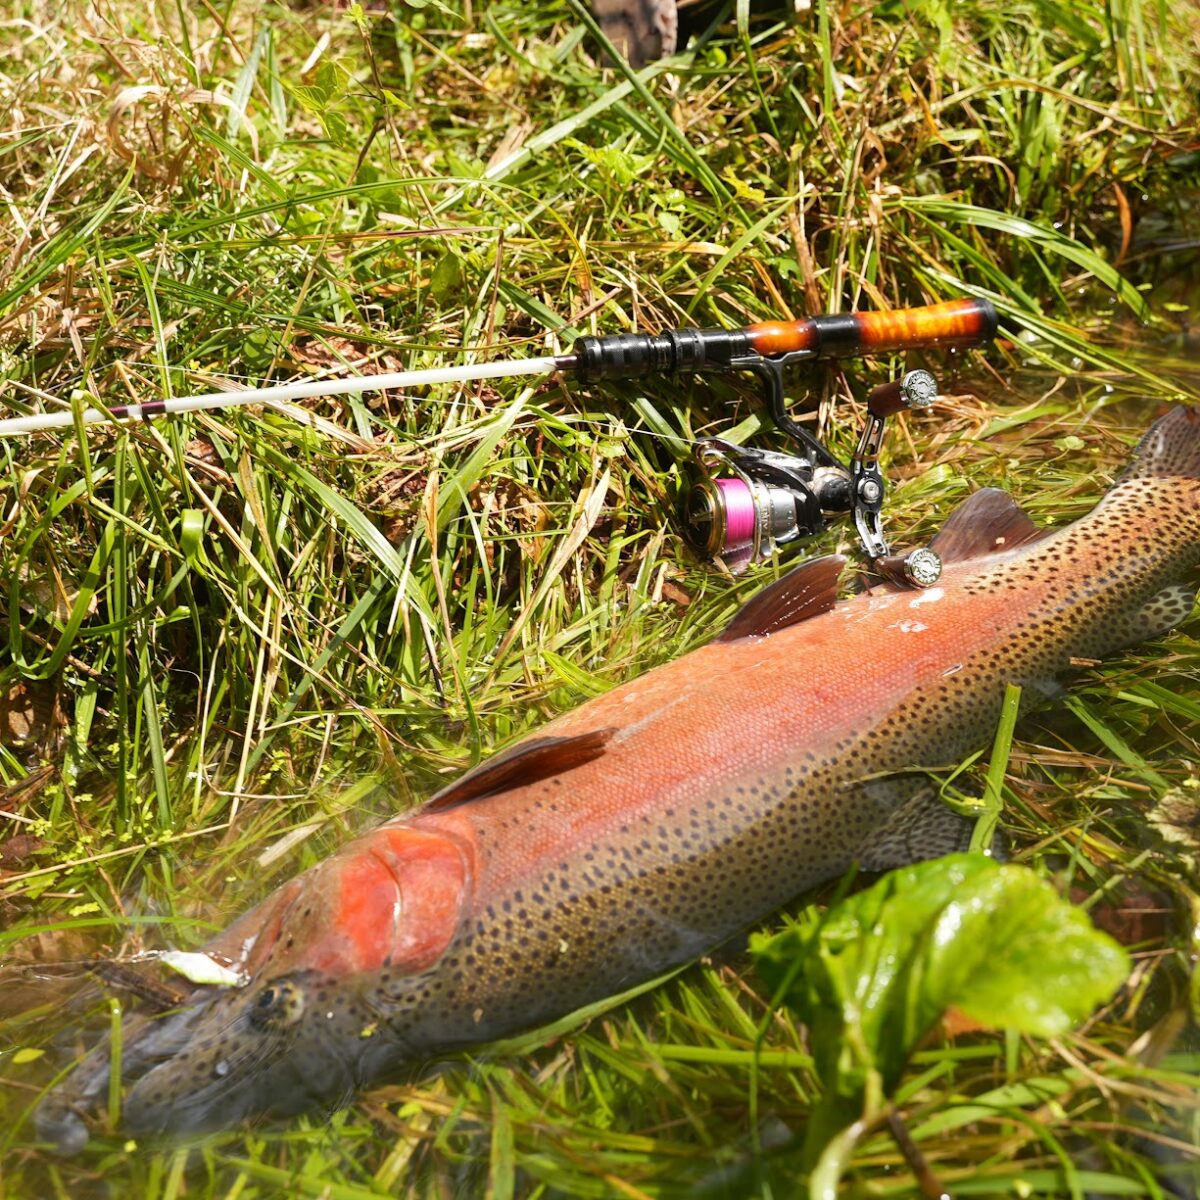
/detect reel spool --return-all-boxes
[682,441,849,573]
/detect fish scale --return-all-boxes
[37,407,1200,1151]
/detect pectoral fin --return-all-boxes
[718,555,846,642]
[425,728,615,812]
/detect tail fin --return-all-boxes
[1120,406,1200,482]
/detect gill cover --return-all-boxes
[206,823,472,980]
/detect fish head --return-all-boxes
[36,965,362,1153]
[37,822,470,1153]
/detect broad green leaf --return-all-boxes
[919,864,1129,1036]
[753,854,1129,1161]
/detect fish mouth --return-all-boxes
[36,999,208,1155]
[36,971,362,1154]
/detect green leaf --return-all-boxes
[179,508,205,563]
[919,864,1130,1036]
[753,854,1129,1164]
[429,251,464,302]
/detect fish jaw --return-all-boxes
[37,968,392,1151]
[37,823,473,1152]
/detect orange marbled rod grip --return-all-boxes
[745,298,998,357]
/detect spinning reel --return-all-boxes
[682,369,945,585]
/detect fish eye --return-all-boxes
[249,979,305,1031]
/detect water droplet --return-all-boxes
[214,1060,229,1077]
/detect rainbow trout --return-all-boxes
[37,407,1200,1151]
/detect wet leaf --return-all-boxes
[753,854,1129,1159]
[917,863,1129,1035]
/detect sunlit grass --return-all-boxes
[2,0,1199,1195]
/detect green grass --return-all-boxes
[2,0,1200,1195]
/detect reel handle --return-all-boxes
[852,369,945,585]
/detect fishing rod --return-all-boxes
[0,296,998,582]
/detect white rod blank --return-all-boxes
[0,355,565,437]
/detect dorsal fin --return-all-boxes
[929,488,1044,564]
[718,555,846,642]
[424,728,615,812]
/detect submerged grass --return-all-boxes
[1,0,1199,1195]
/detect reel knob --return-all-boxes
[867,368,940,417]
[901,547,943,587]
[873,546,944,588]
